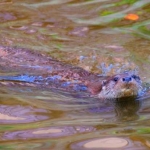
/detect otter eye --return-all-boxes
[132,75,140,80]
[113,77,119,82]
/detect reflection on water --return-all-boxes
[71,137,129,149]
[114,98,141,121]
[0,0,150,149]
[0,85,149,149]
[0,105,48,124]
[3,125,95,140]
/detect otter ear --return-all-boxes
[102,80,107,86]
[85,81,102,95]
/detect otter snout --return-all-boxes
[122,77,132,83]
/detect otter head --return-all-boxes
[98,73,143,100]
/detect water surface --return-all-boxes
[0,0,150,149]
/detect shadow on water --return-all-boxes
[83,96,142,122]
[114,98,141,121]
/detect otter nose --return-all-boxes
[122,77,132,82]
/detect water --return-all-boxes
[0,0,150,149]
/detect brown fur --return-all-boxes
[0,46,142,99]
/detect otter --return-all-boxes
[0,46,143,100]
[86,73,143,100]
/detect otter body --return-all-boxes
[0,46,143,100]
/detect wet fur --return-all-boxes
[0,46,142,99]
